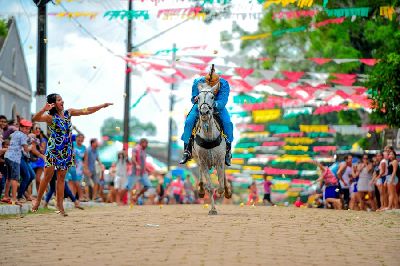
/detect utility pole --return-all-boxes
[35,1,47,129]
[167,43,177,171]
[123,0,133,151]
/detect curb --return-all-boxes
[0,201,109,215]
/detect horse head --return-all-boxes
[197,82,219,123]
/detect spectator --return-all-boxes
[127,138,151,205]
[66,133,87,202]
[170,175,184,204]
[30,124,47,194]
[337,154,353,209]
[86,138,101,201]
[247,182,258,205]
[183,175,194,204]
[372,152,388,211]
[114,151,128,205]
[262,175,274,206]
[386,151,399,210]
[355,154,375,210]
[0,115,17,140]
[105,163,116,203]
[3,119,32,205]
[0,139,9,198]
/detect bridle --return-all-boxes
[198,90,215,114]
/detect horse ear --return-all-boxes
[198,83,204,91]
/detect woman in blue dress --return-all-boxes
[32,93,112,215]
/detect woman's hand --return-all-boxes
[102,103,113,108]
[43,103,55,111]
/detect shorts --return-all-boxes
[5,158,20,181]
[385,175,399,185]
[376,176,386,185]
[263,193,271,201]
[66,167,83,182]
[325,186,339,199]
[114,175,127,190]
[125,174,152,190]
[30,157,45,169]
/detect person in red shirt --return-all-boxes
[262,175,274,206]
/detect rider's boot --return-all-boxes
[225,142,232,166]
[179,136,193,164]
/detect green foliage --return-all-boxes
[0,19,8,38]
[338,110,361,126]
[101,116,157,138]
[367,53,400,127]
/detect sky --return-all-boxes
[0,0,261,145]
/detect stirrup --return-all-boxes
[179,151,192,164]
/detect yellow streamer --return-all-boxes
[243,166,262,171]
[283,145,309,152]
[225,169,241,174]
[241,32,271,41]
[252,109,281,123]
[284,137,314,145]
[299,125,329,133]
[297,0,313,8]
[380,6,395,21]
[252,174,264,180]
[264,0,296,9]
[240,131,270,138]
[275,154,311,162]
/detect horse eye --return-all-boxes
[211,96,214,99]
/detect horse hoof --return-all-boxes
[224,188,232,199]
[208,209,218,215]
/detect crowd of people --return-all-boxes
[306,149,400,211]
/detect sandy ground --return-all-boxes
[0,205,399,266]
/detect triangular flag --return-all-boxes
[331,79,356,86]
[271,79,292,87]
[235,67,255,79]
[157,75,177,84]
[309,58,332,65]
[333,73,357,80]
[282,71,305,82]
[196,56,215,64]
[333,59,359,64]
[359,59,378,66]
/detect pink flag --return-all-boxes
[282,71,305,82]
[309,58,332,65]
[197,56,214,64]
[360,59,378,66]
[314,105,346,115]
[230,79,253,92]
[264,167,299,175]
[334,73,357,80]
[271,79,292,87]
[235,67,255,79]
[331,79,356,86]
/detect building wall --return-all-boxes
[0,87,30,120]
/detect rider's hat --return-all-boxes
[204,72,220,87]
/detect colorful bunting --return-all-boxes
[157,7,203,19]
[309,58,332,65]
[313,105,346,115]
[311,17,345,28]
[103,10,150,20]
[299,125,329,133]
[48,12,98,19]
[359,58,378,66]
[235,67,255,79]
[252,109,281,123]
[380,6,395,20]
[325,7,370,18]
[273,10,319,20]
[282,71,305,81]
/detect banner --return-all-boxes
[49,12,98,19]
[273,10,318,20]
[325,7,370,18]
[104,10,150,20]
[299,125,329,133]
[252,109,281,123]
[380,6,395,20]
[284,137,314,145]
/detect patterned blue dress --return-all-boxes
[45,110,75,170]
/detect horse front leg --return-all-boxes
[205,170,217,215]
[215,164,225,198]
[224,172,232,199]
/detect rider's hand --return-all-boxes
[194,96,199,103]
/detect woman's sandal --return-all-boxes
[74,205,84,210]
[31,200,39,212]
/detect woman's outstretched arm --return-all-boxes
[32,103,54,123]
[69,103,113,116]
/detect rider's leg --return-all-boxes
[180,106,199,164]
[219,108,233,166]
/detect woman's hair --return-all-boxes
[389,150,397,158]
[47,93,59,116]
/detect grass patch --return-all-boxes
[0,207,55,219]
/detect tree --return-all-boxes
[0,19,8,38]
[367,53,400,127]
[101,116,157,139]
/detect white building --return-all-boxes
[0,17,32,120]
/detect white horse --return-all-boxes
[193,82,232,215]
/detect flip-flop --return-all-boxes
[1,198,11,204]
[55,210,68,217]
[74,205,84,210]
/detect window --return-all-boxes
[11,48,16,76]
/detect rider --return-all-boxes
[179,68,233,166]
